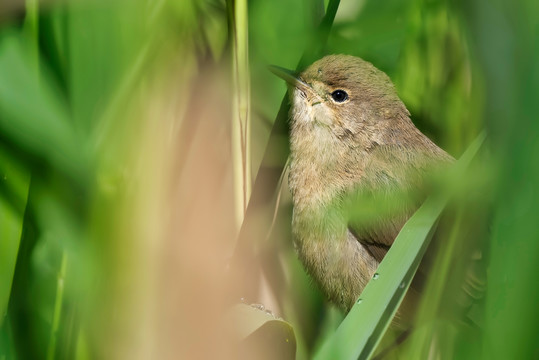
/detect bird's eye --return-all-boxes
[331,90,348,103]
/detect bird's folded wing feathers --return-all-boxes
[346,143,449,261]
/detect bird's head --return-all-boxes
[271,54,409,145]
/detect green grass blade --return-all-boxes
[46,252,67,360]
[313,132,486,360]
[23,0,39,76]
[0,147,30,330]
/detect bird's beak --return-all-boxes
[269,65,311,93]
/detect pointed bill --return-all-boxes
[268,65,311,93]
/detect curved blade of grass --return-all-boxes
[313,132,486,360]
[227,303,296,342]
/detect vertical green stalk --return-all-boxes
[23,0,39,76]
[46,253,67,360]
[230,0,252,229]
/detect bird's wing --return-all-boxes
[347,227,390,263]
[346,143,443,259]
[348,212,409,263]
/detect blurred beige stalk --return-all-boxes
[143,64,238,359]
[95,59,250,359]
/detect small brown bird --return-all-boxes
[271,54,453,312]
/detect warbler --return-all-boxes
[271,55,453,312]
